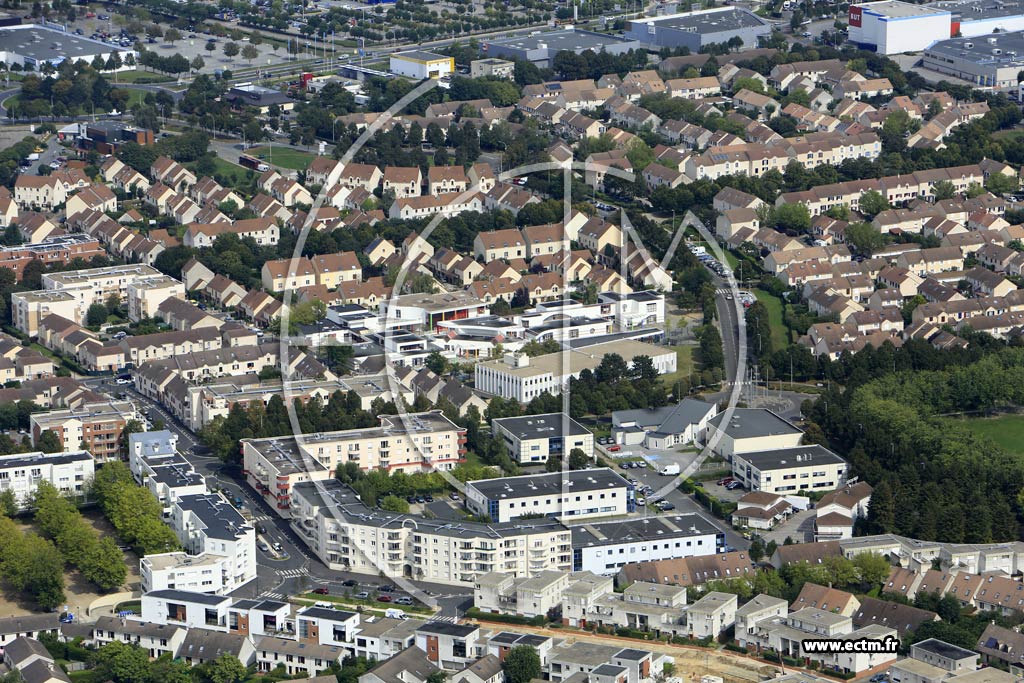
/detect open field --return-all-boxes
[754,290,788,350]
[660,344,697,386]
[247,145,316,171]
[947,414,1024,456]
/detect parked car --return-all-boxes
[717,477,734,486]
[726,481,743,490]
[312,587,329,595]
[342,579,358,587]
[376,595,392,603]
[607,445,621,452]
[378,585,394,593]
[424,494,434,502]
[258,541,270,552]
[272,542,283,552]
[354,591,370,599]
[449,492,460,501]
[394,597,414,605]
[657,501,676,511]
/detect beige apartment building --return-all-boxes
[242,411,466,515]
[11,290,85,337]
[30,400,139,463]
[42,264,165,305]
[289,479,572,585]
[127,275,186,322]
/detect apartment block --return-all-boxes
[0,450,93,509]
[30,400,138,463]
[288,480,572,585]
[490,413,595,466]
[242,411,465,514]
[465,468,631,523]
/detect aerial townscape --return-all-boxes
[9,0,1024,683]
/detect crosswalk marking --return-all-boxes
[261,591,286,600]
[427,615,457,624]
[251,514,271,522]
[276,568,309,578]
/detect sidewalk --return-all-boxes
[86,590,141,621]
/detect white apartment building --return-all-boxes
[140,590,234,631]
[475,340,676,403]
[11,289,85,337]
[732,444,849,495]
[167,493,257,593]
[465,468,631,523]
[0,450,93,509]
[684,591,737,639]
[242,411,466,515]
[128,431,179,480]
[141,552,238,595]
[598,291,666,329]
[571,514,724,574]
[126,275,185,322]
[351,617,421,662]
[474,571,570,618]
[288,480,573,586]
[42,264,165,305]
[490,413,595,466]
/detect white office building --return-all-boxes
[732,445,849,495]
[847,1,952,54]
[491,412,594,465]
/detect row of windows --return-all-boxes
[593,539,705,556]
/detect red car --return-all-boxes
[607,445,621,452]
[311,588,329,595]
[376,595,392,603]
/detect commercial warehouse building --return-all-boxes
[389,50,454,80]
[848,1,952,54]
[625,8,772,51]
[464,468,634,523]
[571,513,724,574]
[483,29,640,67]
[0,24,136,69]
[922,31,1024,89]
[704,408,804,459]
[491,412,594,465]
[932,0,1024,39]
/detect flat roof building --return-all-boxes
[930,0,1024,38]
[848,1,952,54]
[625,8,772,51]
[465,467,633,522]
[483,29,641,67]
[705,408,804,458]
[491,412,595,466]
[572,513,725,574]
[390,50,454,80]
[732,444,849,495]
[922,31,1024,89]
[0,24,137,68]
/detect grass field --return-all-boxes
[754,289,789,349]
[948,414,1024,456]
[111,70,174,84]
[247,145,316,171]
[660,345,697,386]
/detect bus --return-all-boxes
[239,154,270,172]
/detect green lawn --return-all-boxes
[659,345,697,386]
[993,129,1024,142]
[754,290,789,349]
[247,145,317,171]
[948,414,1024,456]
[110,70,175,84]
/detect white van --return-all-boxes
[385,608,408,620]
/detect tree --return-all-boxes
[748,536,766,563]
[858,189,889,218]
[191,55,205,73]
[504,645,542,683]
[82,536,128,591]
[86,303,109,327]
[204,654,248,683]
[94,641,152,683]
[986,171,1019,196]
[164,28,181,44]
[425,351,447,376]
[844,221,888,256]
[241,44,258,64]
[205,40,216,54]
[223,42,240,59]
[0,489,16,517]
[568,448,589,470]
[853,552,891,586]
[932,180,956,201]
[380,495,410,513]
[37,430,62,454]
[774,202,811,233]
[867,479,896,533]
[105,292,121,316]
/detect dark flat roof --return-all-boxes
[913,638,978,661]
[572,513,721,547]
[735,445,846,471]
[146,590,229,606]
[467,468,628,501]
[708,408,803,440]
[417,622,479,637]
[492,412,590,440]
